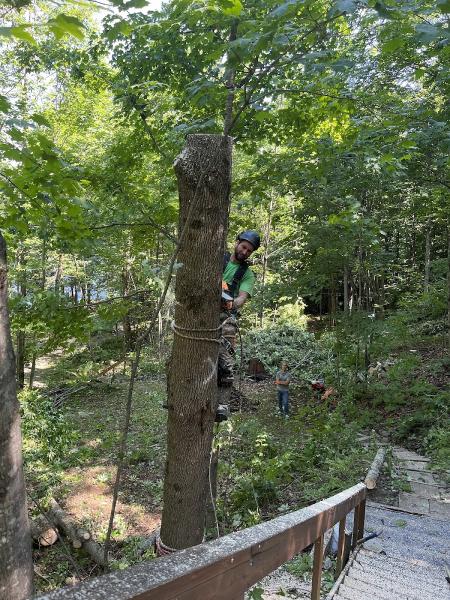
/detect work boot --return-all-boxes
[215,404,230,422]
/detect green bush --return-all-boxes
[398,286,446,324]
[20,389,78,490]
[425,425,450,472]
[241,324,326,378]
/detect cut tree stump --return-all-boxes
[30,516,58,547]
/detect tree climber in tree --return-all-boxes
[217,230,260,421]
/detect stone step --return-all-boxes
[358,548,438,572]
[343,572,442,600]
[393,448,431,462]
[334,584,438,600]
[405,470,436,484]
[398,492,430,513]
[351,561,447,596]
[399,460,432,471]
[339,572,448,600]
[408,480,442,498]
[429,498,450,520]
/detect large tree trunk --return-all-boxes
[0,233,34,599]
[160,134,232,550]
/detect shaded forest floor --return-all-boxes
[28,373,375,592]
[27,328,449,593]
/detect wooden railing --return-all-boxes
[39,482,366,600]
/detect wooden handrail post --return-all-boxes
[335,517,346,578]
[351,503,360,550]
[311,534,324,600]
[357,498,366,541]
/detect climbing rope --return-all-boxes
[155,535,178,556]
[171,321,221,344]
[170,317,236,344]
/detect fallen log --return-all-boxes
[30,515,58,547]
[364,448,386,490]
[48,498,108,566]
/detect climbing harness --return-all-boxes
[222,251,249,299]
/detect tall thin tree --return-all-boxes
[0,232,34,600]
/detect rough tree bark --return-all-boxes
[447,225,450,350]
[159,134,232,550]
[343,264,349,314]
[424,221,431,293]
[0,232,34,600]
[258,195,274,328]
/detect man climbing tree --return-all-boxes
[218,230,260,419]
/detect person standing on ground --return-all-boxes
[275,362,291,417]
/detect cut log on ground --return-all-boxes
[30,516,58,547]
[364,448,386,490]
[48,499,107,566]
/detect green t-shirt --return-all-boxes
[223,261,255,297]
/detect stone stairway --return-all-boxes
[251,444,449,600]
[393,447,449,519]
[327,502,450,600]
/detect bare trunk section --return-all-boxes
[15,248,27,389]
[160,134,232,550]
[343,264,349,314]
[54,254,62,293]
[258,195,274,327]
[122,255,134,352]
[30,241,47,389]
[424,222,431,293]
[447,226,450,350]
[0,233,34,599]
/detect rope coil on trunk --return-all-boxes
[171,321,221,344]
[155,535,178,556]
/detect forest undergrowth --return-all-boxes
[23,297,449,593]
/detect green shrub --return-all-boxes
[20,389,78,490]
[425,425,450,472]
[241,324,325,378]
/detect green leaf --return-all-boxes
[217,0,243,16]
[105,20,133,41]
[415,23,440,42]
[48,14,85,40]
[373,2,394,18]
[270,0,298,18]
[124,0,148,8]
[0,95,11,113]
[31,113,51,128]
[393,519,407,528]
[381,38,405,53]
[0,25,37,45]
[437,0,450,13]
[414,68,425,80]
